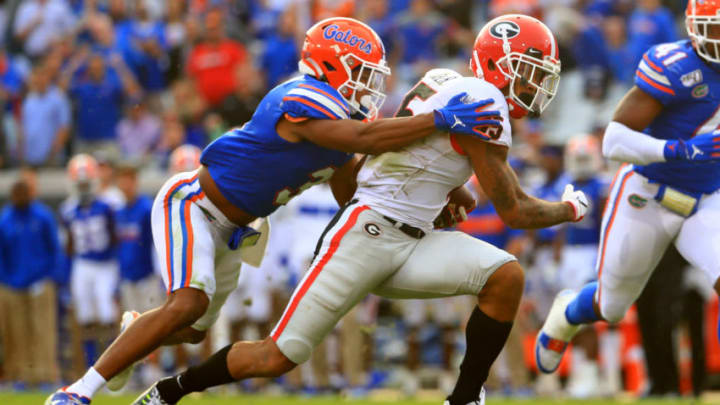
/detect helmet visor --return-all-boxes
[507,53,560,115]
[341,54,391,120]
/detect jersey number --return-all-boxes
[396,82,437,117]
[653,43,687,66]
[273,167,336,205]
[71,217,110,255]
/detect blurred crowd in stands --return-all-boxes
[1,0,719,401]
[0,0,687,168]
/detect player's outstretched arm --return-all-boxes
[455,135,579,229]
[278,94,503,155]
[604,86,720,163]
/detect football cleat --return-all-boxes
[443,386,485,405]
[131,381,173,405]
[535,290,581,373]
[44,387,91,405]
[106,310,140,391]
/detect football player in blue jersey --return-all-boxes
[47,17,504,405]
[59,154,119,375]
[536,0,720,376]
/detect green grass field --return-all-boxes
[2,392,710,405]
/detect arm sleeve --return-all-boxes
[281,85,351,121]
[602,121,667,165]
[634,47,678,106]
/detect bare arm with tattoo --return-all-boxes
[454,134,575,229]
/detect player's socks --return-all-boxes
[66,367,107,399]
[564,282,600,325]
[157,344,235,403]
[446,307,512,405]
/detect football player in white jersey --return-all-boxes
[133,15,588,405]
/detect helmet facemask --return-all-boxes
[498,50,560,115]
[566,151,599,180]
[687,14,720,64]
[337,54,391,121]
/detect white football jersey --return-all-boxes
[355,69,512,231]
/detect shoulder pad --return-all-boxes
[281,78,351,120]
[635,41,698,105]
[441,77,512,147]
[422,68,463,89]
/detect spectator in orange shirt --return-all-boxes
[186,9,246,107]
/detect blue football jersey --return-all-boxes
[200,75,355,217]
[61,198,115,261]
[566,176,608,246]
[634,40,720,194]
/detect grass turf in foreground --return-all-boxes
[2,392,709,405]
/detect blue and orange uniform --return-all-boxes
[633,39,720,195]
[156,75,357,304]
[199,75,355,217]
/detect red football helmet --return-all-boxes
[686,0,720,64]
[169,145,202,173]
[298,17,391,120]
[470,14,561,118]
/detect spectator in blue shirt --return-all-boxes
[395,0,448,66]
[627,0,678,68]
[361,0,397,56]
[20,64,71,166]
[0,51,27,167]
[260,8,299,88]
[115,162,161,314]
[604,15,636,84]
[62,52,140,154]
[125,0,168,92]
[0,177,61,388]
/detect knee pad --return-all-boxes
[276,336,313,365]
[599,299,628,324]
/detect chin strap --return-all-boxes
[507,97,527,119]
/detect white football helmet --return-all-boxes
[564,134,602,181]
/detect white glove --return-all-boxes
[561,184,589,222]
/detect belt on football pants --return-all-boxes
[382,216,426,239]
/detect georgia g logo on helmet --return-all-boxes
[489,21,521,39]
